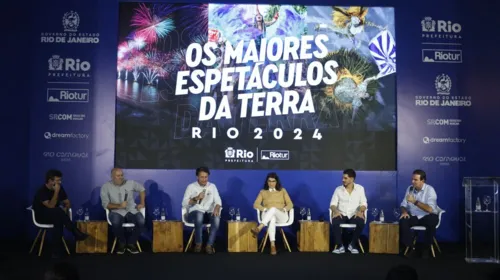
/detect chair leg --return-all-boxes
[404,246,409,255]
[431,244,436,258]
[29,229,42,254]
[38,230,47,257]
[280,228,291,252]
[412,236,417,246]
[184,229,195,252]
[433,237,442,253]
[111,238,117,254]
[358,239,365,254]
[62,238,70,255]
[260,231,269,253]
[136,241,142,253]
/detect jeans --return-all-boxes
[331,216,365,247]
[399,214,439,247]
[36,207,76,252]
[109,212,145,245]
[188,210,220,246]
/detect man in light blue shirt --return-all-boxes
[399,169,439,258]
[100,168,145,254]
[182,167,222,254]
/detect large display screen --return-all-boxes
[115,3,396,170]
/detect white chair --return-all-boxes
[329,208,367,253]
[182,207,222,252]
[106,208,145,253]
[256,208,295,252]
[405,207,445,258]
[27,206,72,257]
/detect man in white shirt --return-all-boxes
[399,169,439,258]
[330,169,367,254]
[182,167,222,254]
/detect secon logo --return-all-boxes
[224,147,254,163]
[47,88,89,103]
[49,114,86,121]
[427,119,461,126]
[422,137,466,144]
[44,132,89,140]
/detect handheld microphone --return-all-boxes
[124,193,128,202]
[198,189,206,204]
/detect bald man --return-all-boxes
[100,168,146,254]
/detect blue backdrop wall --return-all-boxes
[2,0,497,244]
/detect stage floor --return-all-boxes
[1,243,499,280]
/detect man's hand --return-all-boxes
[355,210,364,219]
[400,212,410,219]
[406,194,416,204]
[120,201,128,209]
[53,183,61,192]
[332,211,343,218]
[213,205,221,217]
[136,204,145,210]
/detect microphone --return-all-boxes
[198,189,206,204]
[124,192,128,202]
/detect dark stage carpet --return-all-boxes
[1,243,499,280]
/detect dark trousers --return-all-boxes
[35,207,76,252]
[188,211,220,246]
[109,212,145,245]
[399,214,439,247]
[331,216,365,246]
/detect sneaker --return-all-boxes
[116,244,126,255]
[194,244,202,253]
[332,245,345,254]
[348,244,359,254]
[127,244,140,254]
[205,245,215,255]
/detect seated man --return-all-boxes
[32,169,88,258]
[100,168,145,254]
[182,167,222,254]
[399,169,439,258]
[330,169,367,254]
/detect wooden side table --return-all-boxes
[152,221,184,252]
[227,221,257,252]
[369,221,399,254]
[76,221,108,253]
[297,221,330,252]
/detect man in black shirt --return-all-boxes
[32,169,88,257]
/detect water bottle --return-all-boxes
[236,208,241,221]
[306,208,311,220]
[160,208,166,221]
[379,210,385,222]
[475,197,482,211]
[84,208,89,222]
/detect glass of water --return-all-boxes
[300,207,306,220]
[371,208,379,221]
[153,207,160,220]
[393,208,400,221]
[76,208,84,221]
[229,207,235,220]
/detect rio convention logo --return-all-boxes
[40,11,100,44]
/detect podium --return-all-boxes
[463,177,499,264]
